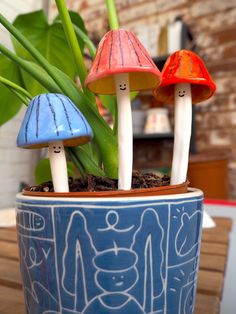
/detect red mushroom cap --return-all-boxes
[153,50,216,104]
[85,29,161,95]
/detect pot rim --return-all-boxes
[16,187,203,203]
[21,181,189,199]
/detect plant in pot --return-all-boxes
[0,1,215,313]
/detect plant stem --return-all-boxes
[66,147,86,177]
[73,24,97,59]
[0,13,71,96]
[0,44,61,93]
[55,21,97,59]
[105,0,119,137]
[4,86,28,105]
[55,0,88,92]
[105,0,119,30]
[0,75,32,99]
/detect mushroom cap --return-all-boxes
[153,50,216,104]
[17,93,93,149]
[85,29,161,94]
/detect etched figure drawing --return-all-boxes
[16,197,202,314]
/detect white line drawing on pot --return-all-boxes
[97,210,134,232]
[175,211,202,257]
[17,209,45,231]
[16,196,203,314]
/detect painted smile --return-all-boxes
[120,87,126,91]
[54,150,61,153]
[178,94,185,97]
[115,281,124,287]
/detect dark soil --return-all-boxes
[29,170,170,192]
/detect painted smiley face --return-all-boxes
[96,268,137,292]
[119,83,127,91]
[178,90,186,97]
[53,145,62,154]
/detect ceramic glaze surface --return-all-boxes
[85,29,161,94]
[16,190,203,314]
[153,50,216,104]
[17,93,93,148]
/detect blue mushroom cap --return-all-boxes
[17,93,93,148]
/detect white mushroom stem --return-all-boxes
[171,83,192,185]
[115,73,133,190]
[48,141,69,192]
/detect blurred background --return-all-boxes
[0,1,236,313]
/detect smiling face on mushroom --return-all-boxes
[175,83,191,102]
[119,83,127,91]
[17,93,93,193]
[175,82,191,100]
[154,50,216,186]
[50,143,63,154]
[178,90,186,97]
[85,29,161,190]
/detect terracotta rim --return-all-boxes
[22,181,189,198]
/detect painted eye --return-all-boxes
[58,146,61,149]
[123,84,126,87]
[53,146,56,149]
[183,90,185,93]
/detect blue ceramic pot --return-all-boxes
[16,188,203,314]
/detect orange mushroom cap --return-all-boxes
[153,50,216,104]
[85,29,161,95]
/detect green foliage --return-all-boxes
[35,158,75,184]
[12,10,87,85]
[0,55,23,126]
[0,0,119,180]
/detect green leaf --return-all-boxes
[35,158,75,185]
[99,94,117,117]
[12,10,85,80]
[0,13,118,178]
[53,1,89,96]
[0,44,61,94]
[54,10,87,50]
[0,54,23,126]
[51,66,118,178]
[68,146,106,177]
[20,65,47,96]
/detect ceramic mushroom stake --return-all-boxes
[154,50,216,185]
[86,29,161,190]
[17,93,93,192]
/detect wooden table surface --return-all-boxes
[0,217,232,314]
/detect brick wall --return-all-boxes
[0,0,42,208]
[50,0,236,198]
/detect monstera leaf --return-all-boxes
[0,0,120,178]
[0,54,23,126]
[12,10,87,95]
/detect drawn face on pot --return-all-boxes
[95,268,138,292]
